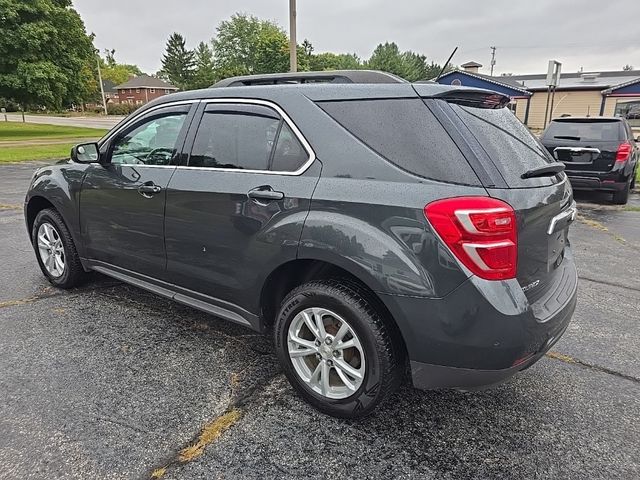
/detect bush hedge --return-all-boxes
[107,103,141,115]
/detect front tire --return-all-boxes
[32,208,86,289]
[274,280,402,418]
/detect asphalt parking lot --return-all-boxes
[1,162,639,480]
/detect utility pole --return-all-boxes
[289,0,297,72]
[96,54,108,115]
[490,46,496,76]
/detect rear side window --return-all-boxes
[450,104,555,187]
[542,120,624,142]
[190,109,279,170]
[189,104,309,172]
[318,98,481,186]
[270,123,308,172]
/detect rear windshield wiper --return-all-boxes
[553,135,581,140]
[521,163,565,179]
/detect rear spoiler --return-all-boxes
[431,90,510,109]
[412,84,511,109]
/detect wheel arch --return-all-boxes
[259,258,408,362]
[26,196,58,239]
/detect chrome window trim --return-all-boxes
[181,98,316,176]
[99,100,200,147]
[100,98,316,176]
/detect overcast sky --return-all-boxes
[75,0,640,76]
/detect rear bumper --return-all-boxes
[379,250,578,390]
[410,295,574,390]
[566,172,628,191]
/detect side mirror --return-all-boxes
[71,142,100,163]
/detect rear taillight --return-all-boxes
[616,142,632,163]
[424,197,517,281]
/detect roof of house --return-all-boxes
[102,79,117,94]
[435,69,531,95]
[115,75,178,90]
[506,70,640,91]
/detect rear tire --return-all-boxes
[612,180,630,205]
[274,280,402,418]
[32,208,86,289]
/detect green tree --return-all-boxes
[401,51,442,81]
[189,42,217,89]
[212,14,285,77]
[310,52,362,71]
[254,29,290,74]
[366,42,442,81]
[211,13,308,76]
[99,51,143,85]
[161,32,195,89]
[0,0,97,110]
[366,42,406,77]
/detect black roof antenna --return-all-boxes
[435,47,458,81]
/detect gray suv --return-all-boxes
[25,77,578,418]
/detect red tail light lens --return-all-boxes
[616,142,632,163]
[424,197,517,280]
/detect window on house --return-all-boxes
[165,89,170,94]
[150,89,155,93]
[136,89,140,93]
[136,100,143,105]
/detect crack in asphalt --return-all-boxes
[546,351,639,384]
[145,370,282,480]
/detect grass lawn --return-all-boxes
[0,122,107,141]
[0,123,107,163]
[0,144,74,163]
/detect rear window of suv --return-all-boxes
[317,98,482,186]
[450,104,557,187]
[542,119,624,142]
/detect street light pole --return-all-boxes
[289,0,297,72]
[96,54,108,115]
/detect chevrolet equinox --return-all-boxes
[25,76,578,418]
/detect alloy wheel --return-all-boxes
[37,222,65,278]
[287,307,366,399]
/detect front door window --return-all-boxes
[111,113,187,166]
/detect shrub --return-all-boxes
[107,103,141,115]
[0,98,20,112]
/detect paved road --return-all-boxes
[1,162,639,479]
[3,113,124,130]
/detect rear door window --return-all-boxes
[317,98,481,186]
[188,103,310,173]
[542,119,624,142]
[450,104,556,187]
[189,104,280,170]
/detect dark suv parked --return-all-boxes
[25,77,578,418]
[540,117,639,204]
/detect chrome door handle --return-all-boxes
[247,187,284,201]
[138,183,162,197]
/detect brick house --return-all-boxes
[114,75,178,106]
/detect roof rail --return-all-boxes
[211,70,407,88]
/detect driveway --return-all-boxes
[1,162,638,479]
